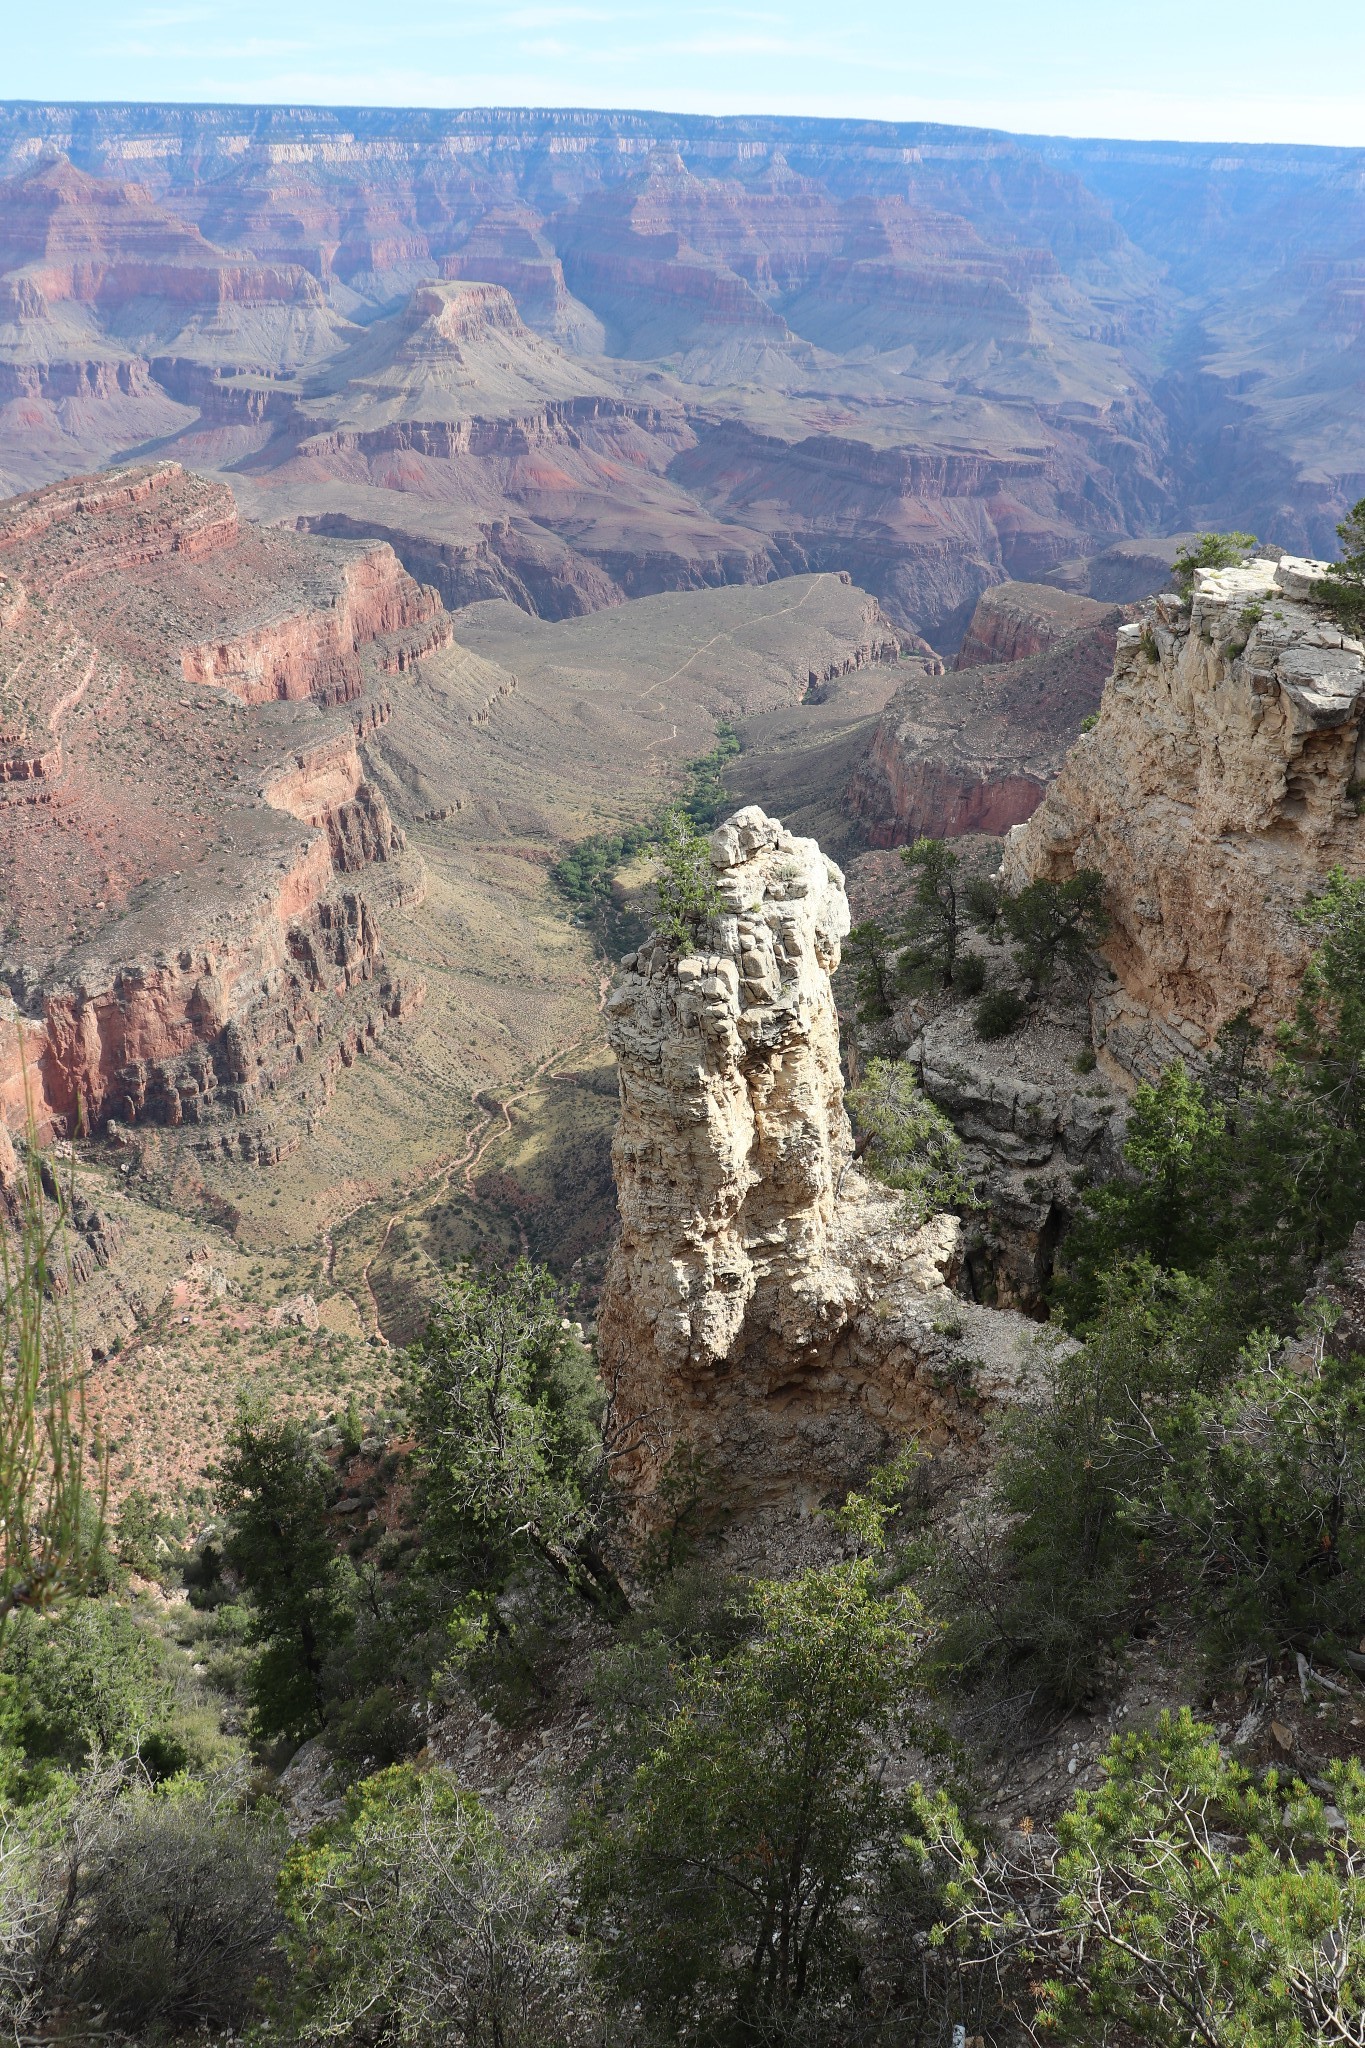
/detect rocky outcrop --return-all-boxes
[0,462,436,1156]
[954,580,1119,669]
[1003,555,1365,1077]
[179,542,444,705]
[40,872,414,1153]
[909,1006,1126,1310]
[846,600,1124,847]
[596,804,1035,1513]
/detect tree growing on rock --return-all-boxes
[1321,496,1365,634]
[847,1059,974,1225]
[925,1709,1365,2047]
[652,804,723,949]
[1171,530,1258,598]
[216,1401,355,1743]
[897,837,965,991]
[579,1474,936,2039]
[1000,868,1108,993]
[407,1261,629,1629]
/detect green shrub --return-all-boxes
[847,1058,974,1223]
[974,988,1028,1040]
[216,1403,355,1743]
[407,1260,626,1634]
[1058,875,1365,1337]
[1320,495,1365,634]
[579,1492,933,2037]
[896,836,964,990]
[1,1127,104,1623]
[930,1266,1238,1707]
[55,1778,286,2033]
[955,951,988,997]
[280,1764,602,2048]
[652,803,722,949]
[928,1710,1365,2047]
[1000,868,1108,990]
[5,1598,184,1776]
[1171,530,1257,598]
[963,870,1005,940]
[843,916,897,1025]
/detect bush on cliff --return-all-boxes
[280,1764,604,2048]
[847,1058,974,1225]
[973,987,1027,1040]
[406,1261,629,1722]
[578,1473,941,2040]
[1000,868,1108,992]
[653,803,723,948]
[925,1709,1365,2047]
[1320,495,1365,634]
[896,837,966,991]
[1171,529,1258,598]
[843,917,898,1026]
[1058,868,1365,1336]
[216,1402,357,1745]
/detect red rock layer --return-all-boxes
[845,600,1126,846]
[180,545,443,705]
[0,462,439,1152]
[954,580,1121,669]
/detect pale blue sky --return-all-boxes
[2,0,1364,147]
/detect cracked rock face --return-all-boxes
[596,804,1036,1515]
[1003,556,1365,1078]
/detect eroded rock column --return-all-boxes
[597,805,1032,1514]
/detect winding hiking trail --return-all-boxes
[326,972,612,1339]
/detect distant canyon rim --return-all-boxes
[0,105,1361,652]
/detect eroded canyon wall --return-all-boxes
[0,461,441,1155]
[1003,556,1365,1076]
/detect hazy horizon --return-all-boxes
[6,0,1365,149]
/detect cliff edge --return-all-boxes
[1003,555,1365,1078]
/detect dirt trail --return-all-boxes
[629,573,830,708]
[338,973,612,1337]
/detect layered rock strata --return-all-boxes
[1003,555,1365,1076]
[954,580,1119,669]
[846,588,1125,846]
[596,804,1034,1512]
[0,462,440,1155]
[909,1005,1125,1311]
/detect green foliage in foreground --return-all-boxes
[216,1403,355,1744]
[2,1598,195,1786]
[580,1469,936,2039]
[934,1256,1365,1704]
[1171,529,1258,597]
[280,1764,604,2048]
[928,1709,1365,2046]
[1320,495,1365,634]
[847,1058,975,1225]
[408,1260,625,1624]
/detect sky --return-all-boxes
[3,0,1365,148]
